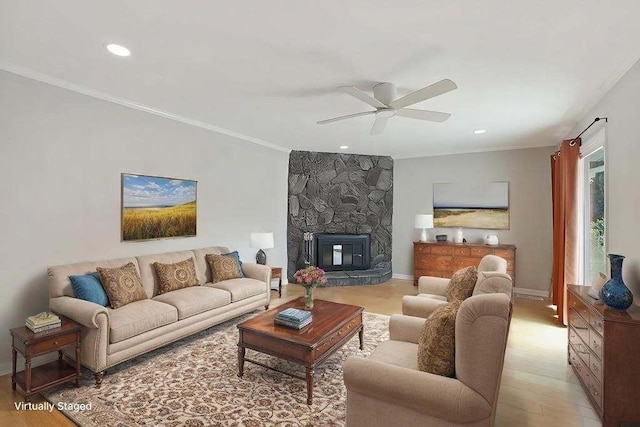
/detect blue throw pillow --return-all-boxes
[69,272,110,306]
[223,251,245,278]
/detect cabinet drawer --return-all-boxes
[470,247,493,257]
[568,327,590,367]
[430,245,454,255]
[589,312,604,336]
[568,291,591,321]
[505,259,515,271]
[493,249,514,259]
[569,344,589,386]
[568,308,590,344]
[589,354,602,383]
[29,332,77,356]
[414,244,431,254]
[589,330,603,360]
[415,255,453,271]
[453,247,470,256]
[454,257,480,270]
[587,375,603,413]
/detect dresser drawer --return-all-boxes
[430,245,454,255]
[470,247,493,257]
[589,330,603,360]
[587,374,603,413]
[414,269,450,280]
[414,244,431,254]
[589,312,604,336]
[493,249,514,259]
[568,308,590,344]
[568,291,591,321]
[454,257,481,270]
[569,327,590,367]
[29,332,77,357]
[415,255,453,272]
[589,353,602,383]
[453,247,470,256]
[569,344,589,386]
[505,259,515,271]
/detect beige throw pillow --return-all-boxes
[97,262,147,309]
[417,300,462,377]
[206,254,242,283]
[153,258,199,294]
[446,266,478,302]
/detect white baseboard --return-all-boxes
[514,287,550,298]
[392,273,413,281]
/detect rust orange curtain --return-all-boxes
[550,139,580,325]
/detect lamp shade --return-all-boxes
[414,214,434,229]
[250,232,274,249]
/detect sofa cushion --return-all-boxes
[69,272,109,306]
[206,254,243,283]
[205,278,265,302]
[97,262,148,309]
[445,266,478,302]
[417,300,462,377]
[369,340,419,370]
[109,299,178,343]
[153,258,200,294]
[153,286,231,320]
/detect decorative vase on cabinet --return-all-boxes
[599,253,633,310]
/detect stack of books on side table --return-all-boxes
[275,308,312,329]
[26,312,61,333]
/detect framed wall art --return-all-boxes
[433,182,509,229]
[121,173,197,241]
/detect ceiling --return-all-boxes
[2,1,640,158]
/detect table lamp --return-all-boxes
[250,232,274,265]
[414,214,434,242]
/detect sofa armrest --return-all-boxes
[388,314,426,344]
[401,296,448,319]
[241,263,272,283]
[343,356,491,423]
[417,276,450,296]
[49,296,109,328]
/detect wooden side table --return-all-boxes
[10,315,82,402]
[270,267,283,297]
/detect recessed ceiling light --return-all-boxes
[340,145,349,149]
[106,44,131,57]
[474,129,487,134]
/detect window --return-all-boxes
[579,128,606,285]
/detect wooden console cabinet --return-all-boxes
[413,242,516,286]
[567,285,640,426]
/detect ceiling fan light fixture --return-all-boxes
[106,43,131,57]
[474,129,487,134]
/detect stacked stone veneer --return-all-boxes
[287,151,393,285]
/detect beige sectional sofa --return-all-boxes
[47,246,271,385]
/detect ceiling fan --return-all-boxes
[317,79,457,135]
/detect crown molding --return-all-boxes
[0,60,291,154]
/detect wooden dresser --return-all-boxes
[413,242,516,286]
[567,285,640,426]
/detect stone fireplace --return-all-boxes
[287,151,392,286]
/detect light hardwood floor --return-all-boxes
[0,279,600,426]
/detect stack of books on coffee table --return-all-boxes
[26,312,61,333]
[274,308,312,329]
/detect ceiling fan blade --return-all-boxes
[389,79,457,109]
[370,115,388,135]
[317,110,375,125]
[341,86,387,108]
[395,108,451,122]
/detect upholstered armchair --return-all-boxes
[343,293,512,427]
[403,255,513,319]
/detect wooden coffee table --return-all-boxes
[237,297,364,404]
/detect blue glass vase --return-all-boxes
[599,254,633,310]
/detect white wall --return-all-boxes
[569,59,640,302]
[393,146,555,293]
[0,71,289,372]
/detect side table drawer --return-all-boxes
[30,333,77,357]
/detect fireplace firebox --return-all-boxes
[315,233,370,271]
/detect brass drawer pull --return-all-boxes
[53,341,59,345]
[592,340,599,349]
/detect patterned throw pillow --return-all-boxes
[153,258,200,294]
[222,251,245,278]
[417,300,462,377]
[97,262,147,309]
[446,266,478,302]
[206,254,242,283]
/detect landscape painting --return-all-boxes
[121,173,197,241]
[433,182,509,229]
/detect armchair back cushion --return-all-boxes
[477,255,507,273]
[417,300,462,377]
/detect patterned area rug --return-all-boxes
[44,312,390,426]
